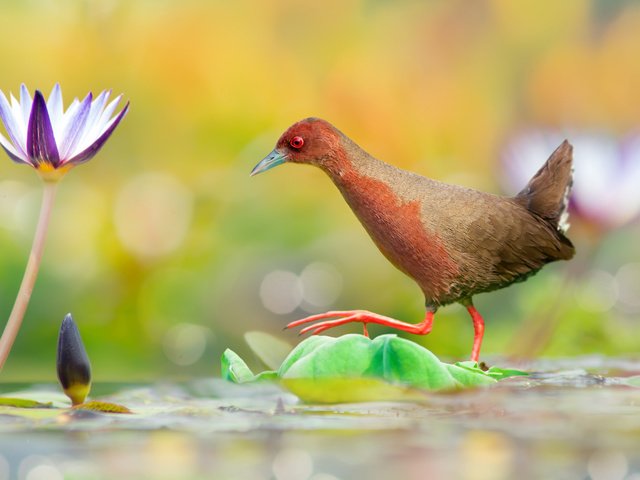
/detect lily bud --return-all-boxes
[56,313,92,406]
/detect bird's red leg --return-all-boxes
[362,323,369,338]
[465,304,485,363]
[286,310,434,337]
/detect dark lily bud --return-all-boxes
[57,313,91,405]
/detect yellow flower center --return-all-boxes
[36,162,74,182]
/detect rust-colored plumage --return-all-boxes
[252,118,575,361]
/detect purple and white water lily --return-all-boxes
[0,84,129,373]
[502,130,640,230]
[0,84,128,180]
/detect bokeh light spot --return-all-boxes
[272,448,314,480]
[260,270,303,314]
[163,323,211,366]
[25,464,63,480]
[114,173,193,260]
[19,456,63,480]
[300,262,343,311]
[461,430,514,480]
[616,262,640,312]
[576,270,618,313]
[0,181,35,236]
[587,450,628,480]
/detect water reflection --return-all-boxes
[1,358,640,479]
[18,456,63,480]
[587,450,628,480]
[272,448,314,480]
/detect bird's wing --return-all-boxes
[420,183,573,295]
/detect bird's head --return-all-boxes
[251,118,344,176]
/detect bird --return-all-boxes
[251,118,575,362]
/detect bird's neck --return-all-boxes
[319,136,387,186]
[325,151,408,227]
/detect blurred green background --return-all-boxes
[0,0,638,381]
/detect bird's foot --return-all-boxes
[286,310,434,337]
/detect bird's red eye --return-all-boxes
[290,136,304,149]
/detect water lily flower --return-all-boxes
[0,84,128,182]
[501,130,640,231]
[57,313,92,406]
[0,84,128,372]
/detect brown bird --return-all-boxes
[251,118,574,362]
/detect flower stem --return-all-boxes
[0,181,58,371]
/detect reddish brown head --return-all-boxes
[251,118,347,176]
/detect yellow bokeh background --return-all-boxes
[0,0,638,380]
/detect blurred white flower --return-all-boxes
[502,131,640,229]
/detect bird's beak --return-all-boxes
[251,149,288,176]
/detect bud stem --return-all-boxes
[0,180,58,371]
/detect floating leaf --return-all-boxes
[282,377,427,404]
[622,376,640,387]
[72,401,132,414]
[278,335,499,391]
[221,348,257,383]
[0,397,53,408]
[0,406,61,420]
[244,331,294,370]
[455,361,529,381]
[485,366,530,381]
[221,349,278,383]
[223,334,528,403]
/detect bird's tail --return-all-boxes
[514,140,573,234]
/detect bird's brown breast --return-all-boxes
[332,165,461,305]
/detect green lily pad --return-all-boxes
[221,348,278,383]
[221,348,257,383]
[282,377,428,404]
[222,334,528,403]
[455,361,530,381]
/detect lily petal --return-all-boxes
[78,93,121,153]
[59,93,92,159]
[66,101,128,166]
[27,91,61,168]
[85,90,110,131]
[0,90,27,158]
[98,94,123,128]
[59,97,80,135]
[75,90,111,153]
[10,93,27,149]
[47,84,64,135]
[0,132,30,165]
[19,84,32,125]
